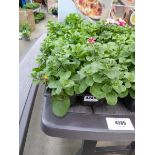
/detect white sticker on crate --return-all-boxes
[84,96,98,102]
[106,117,134,130]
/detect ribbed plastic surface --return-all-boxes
[41,92,135,141]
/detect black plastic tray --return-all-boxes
[41,91,135,141]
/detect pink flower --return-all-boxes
[87,37,96,44]
[117,18,126,26]
[106,18,126,26]
[79,0,84,3]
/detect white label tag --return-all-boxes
[84,96,98,102]
[106,117,134,130]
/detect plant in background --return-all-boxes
[32,13,135,117]
[19,23,31,40]
[23,2,40,9]
[21,30,31,40]
[51,7,58,16]
[106,18,126,26]
[34,12,46,23]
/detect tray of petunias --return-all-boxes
[32,13,135,117]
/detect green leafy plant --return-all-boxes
[32,13,135,117]
[23,2,40,9]
[19,23,31,40]
[21,30,31,40]
[34,12,46,23]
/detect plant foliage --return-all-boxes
[23,2,40,9]
[32,13,135,117]
[19,23,31,39]
[34,12,46,23]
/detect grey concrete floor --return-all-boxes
[23,85,82,155]
[19,7,57,62]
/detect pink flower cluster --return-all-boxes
[87,37,96,44]
[117,18,126,26]
[106,18,126,27]
[79,0,84,3]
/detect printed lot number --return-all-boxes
[106,117,134,130]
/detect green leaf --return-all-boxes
[119,57,125,63]
[112,80,126,94]
[79,80,88,93]
[65,87,74,96]
[125,82,131,88]
[85,76,94,86]
[52,95,70,117]
[77,70,86,79]
[93,73,103,83]
[104,67,120,79]
[86,56,94,61]
[107,42,118,50]
[124,72,135,82]
[90,83,105,99]
[119,90,128,98]
[48,80,61,89]
[83,62,103,75]
[102,84,112,93]
[105,91,118,105]
[72,74,80,81]
[58,71,71,80]
[60,79,74,88]
[51,85,62,95]
[74,84,81,94]
[91,61,104,70]
[32,67,43,72]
